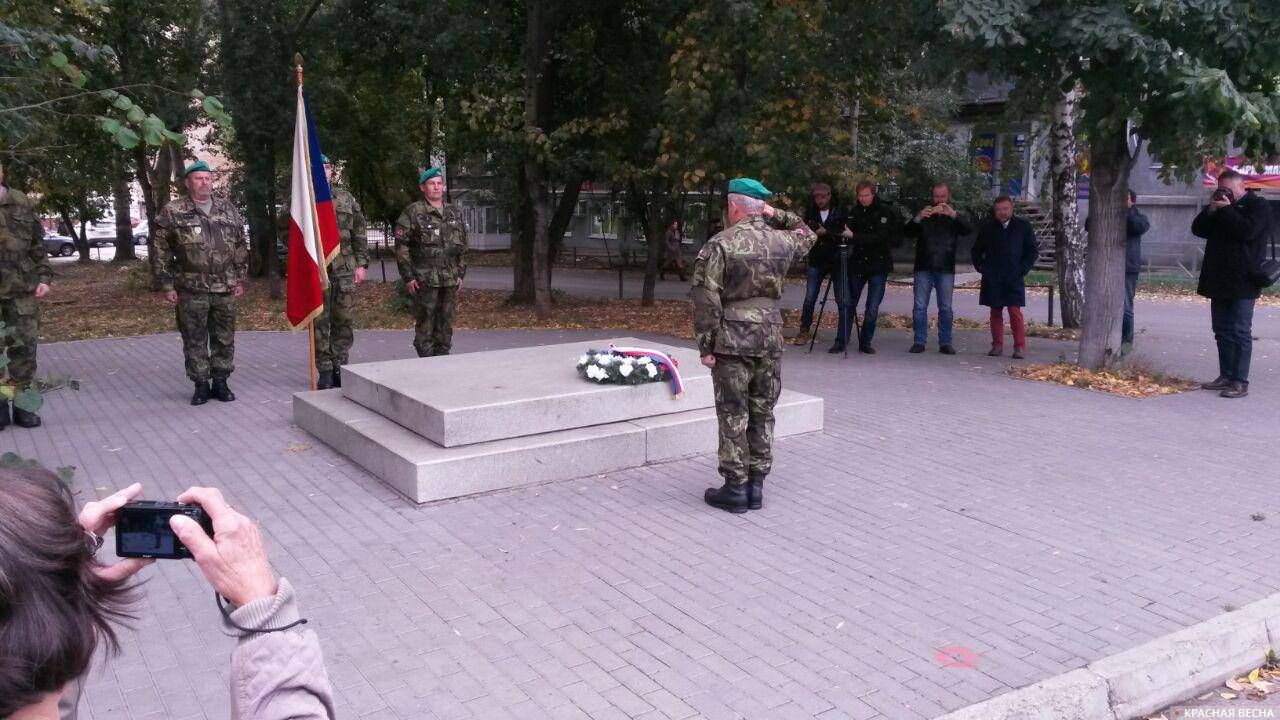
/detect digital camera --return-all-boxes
[115,501,213,560]
[1211,187,1236,204]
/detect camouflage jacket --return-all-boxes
[0,187,51,298]
[394,201,468,287]
[152,196,248,293]
[330,185,369,278]
[691,210,816,357]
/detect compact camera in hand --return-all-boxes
[115,501,213,559]
[1211,187,1236,204]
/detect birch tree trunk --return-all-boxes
[1049,85,1085,328]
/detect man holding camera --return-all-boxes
[694,178,815,513]
[905,182,970,354]
[1192,169,1272,399]
[836,181,895,354]
[793,182,846,346]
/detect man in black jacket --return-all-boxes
[972,196,1039,359]
[1192,169,1272,399]
[904,183,970,354]
[835,181,895,354]
[794,183,846,346]
[1121,190,1151,354]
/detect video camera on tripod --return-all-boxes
[806,233,860,357]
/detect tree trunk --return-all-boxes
[522,0,552,318]
[1049,85,1085,328]
[512,165,536,304]
[546,177,584,287]
[60,210,91,261]
[1076,124,1138,370]
[111,167,137,262]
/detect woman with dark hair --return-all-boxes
[0,468,335,720]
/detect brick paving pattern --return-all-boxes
[4,304,1278,718]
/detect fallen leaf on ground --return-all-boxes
[1008,362,1197,398]
[286,443,312,452]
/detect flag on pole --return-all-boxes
[285,85,341,329]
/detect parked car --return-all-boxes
[43,232,76,257]
[84,216,148,247]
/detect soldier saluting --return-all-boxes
[152,161,249,406]
[693,178,816,513]
[0,159,53,430]
[395,167,468,357]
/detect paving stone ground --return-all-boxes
[4,296,1279,720]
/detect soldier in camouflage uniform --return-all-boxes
[692,178,815,513]
[395,167,468,357]
[152,161,249,406]
[0,160,53,430]
[315,156,368,388]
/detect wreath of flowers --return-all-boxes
[576,349,671,386]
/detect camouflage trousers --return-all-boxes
[315,276,356,372]
[712,353,782,485]
[412,284,458,357]
[0,295,38,385]
[176,291,235,381]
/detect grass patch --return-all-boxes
[1007,360,1197,398]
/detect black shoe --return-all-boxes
[333,369,342,388]
[939,345,956,355]
[747,477,764,510]
[827,343,846,354]
[0,401,8,431]
[1201,375,1231,391]
[988,346,1003,357]
[703,481,749,514]
[859,345,876,355]
[191,380,210,406]
[316,370,334,390]
[11,406,41,428]
[1012,348,1025,360]
[1220,381,1249,399]
[908,344,925,354]
[211,378,236,402]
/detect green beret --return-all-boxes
[418,167,442,184]
[183,160,211,177]
[727,177,770,200]
[321,154,332,165]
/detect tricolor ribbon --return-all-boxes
[610,345,684,398]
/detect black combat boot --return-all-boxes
[211,377,236,402]
[12,406,41,428]
[703,481,749,514]
[191,380,211,406]
[0,401,10,431]
[316,370,334,390]
[747,476,764,510]
[333,368,342,388]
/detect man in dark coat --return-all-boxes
[659,219,687,281]
[972,196,1039,359]
[835,180,895,354]
[793,183,846,346]
[1121,190,1151,354]
[905,182,971,355]
[1192,169,1272,399]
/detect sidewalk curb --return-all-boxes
[934,593,1280,720]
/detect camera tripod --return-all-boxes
[806,242,860,358]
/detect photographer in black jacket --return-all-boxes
[1192,169,1272,398]
[835,181,895,354]
[794,183,846,346]
[904,183,970,354]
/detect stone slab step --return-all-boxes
[294,388,823,504]
[341,337,713,448]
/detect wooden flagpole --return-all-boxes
[296,53,318,391]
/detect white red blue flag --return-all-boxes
[285,86,340,329]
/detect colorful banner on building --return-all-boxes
[974,133,997,188]
[1203,157,1280,189]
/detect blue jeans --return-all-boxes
[838,273,886,348]
[1210,298,1255,383]
[1121,273,1138,344]
[799,265,830,330]
[912,272,955,346]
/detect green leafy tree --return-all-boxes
[942,0,1280,369]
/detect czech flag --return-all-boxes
[285,85,340,329]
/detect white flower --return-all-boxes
[646,364,658,378]
[636,357,652,365]
[619,361,633,377]
[578,354,590,365]
[586,365,606,381]
[596,353,614,365]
